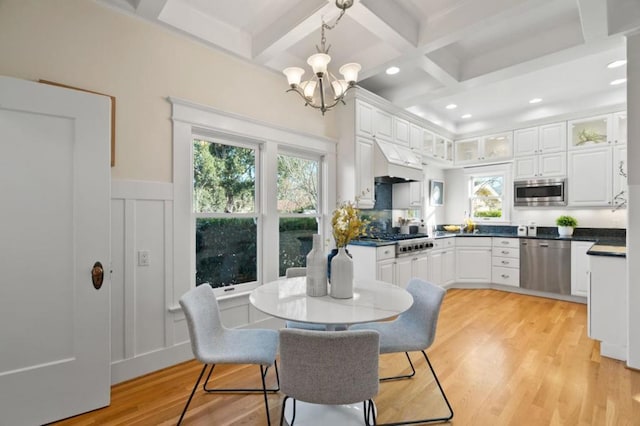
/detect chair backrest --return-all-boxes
[179,284,224,362]
[399,278,446,350]
[285,267,307,278]
[279,329,379,405]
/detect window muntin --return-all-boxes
[193,138,259,290]
[277,153,322,276]
[470,174,505,220]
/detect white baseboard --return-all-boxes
[111,342,193,385]
[443,282,587,304]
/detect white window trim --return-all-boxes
[464,163,512,224]
[169,97,337,307]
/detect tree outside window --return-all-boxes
[470,174,504,220]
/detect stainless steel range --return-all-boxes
[395,236,434,257]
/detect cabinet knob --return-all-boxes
[502,260,509,264]
[502,250,509,254]
[501,241,509,244]
[501,274,509,278]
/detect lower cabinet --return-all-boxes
[588,254,627,361]
[455,237,492,283]
[491,237,520,287]
[571,241,593,297]
[428,238,456,286]
[396,253,429,287]
[349,244,396,283]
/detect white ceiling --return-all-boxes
[100,0,640,135]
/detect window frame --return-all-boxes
[465,164,511,224]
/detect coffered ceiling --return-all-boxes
[100,0,640,135]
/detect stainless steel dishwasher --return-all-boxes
[520,239,571,294]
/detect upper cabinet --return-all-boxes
[393,117,411,146]
[568,112,626,150]
[455,132,512,165]
[355,100,392,142]
[513,122,567,179]
[434,135,454,163]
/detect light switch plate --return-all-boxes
[138,250,150,266]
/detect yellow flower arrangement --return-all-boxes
[331,200,368,247]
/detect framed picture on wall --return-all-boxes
[430,180,444,206]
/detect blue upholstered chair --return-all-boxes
[278,328,380,425]
[350,278,454,425]
[177,284,280,425]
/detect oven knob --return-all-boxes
[427,242,434,248]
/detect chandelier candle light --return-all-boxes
[282,0,361,115]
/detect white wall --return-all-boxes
[422,165,447,231]
[0,0,331,182]
[444,168,627,228]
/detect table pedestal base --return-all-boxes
[282,400,375,425]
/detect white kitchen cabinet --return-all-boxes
[348,244,396,283]
[455,237,492,283]
[392,181,423,209]
[393,116,411,146]
[514,122,566,157]
[513,151,566,179]
[433,135,453,163]
[491,238,519,287]
[568,147,613,207]
[355,99,392,142]
[428,238,456,286]
[589,254,627,361]
[374,109,393,141]
[455,132,512,165]
[568,112,626,150]
[355,100,374,138]
[377,258,395,284]
[409,124,424,152]
[396,253,429,288]
[571,241,592,297]
[355,137,375,208]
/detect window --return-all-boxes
[193,138,260,290]
[467,165,510,222]
[277,152,322,276]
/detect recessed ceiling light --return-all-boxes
[445,104,457,110]
[385,66,400,75]
[461,114,472,119]
[529,98,543,104]
[611,78,627,86]
[607,60,627,69]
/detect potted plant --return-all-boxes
[556,215,578,237]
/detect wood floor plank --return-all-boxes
[51,289,640,425]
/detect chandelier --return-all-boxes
[283,0,361,115]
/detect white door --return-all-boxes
[0,77,111,425]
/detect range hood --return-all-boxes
[374,139,423,182]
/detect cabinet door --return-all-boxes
[355,100,374,138]
[428,250,443,286]
[568,147,612,206]
[483,132,512,161]
[395,257,413,287]
[394,117,410,146]
[571,241,592,297]
[409,181,423,207]
[455,248,492,283]
[568,114,611,149]
[514,127,538,157]
[612,111,627,145]
[455,138,481,164]
[423,130,435,157]
[392,182,410,209]
[538,151,566,177]
[513,156,537,179]
[377,259,395,284]
[355,138,375,208]
[413,255,429,283]
[442,249,456,285]
[613,144,627,203]
[374,109,393,141]
[539,122,566,153]
[410,124,424,152]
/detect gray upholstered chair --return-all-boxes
[350,278,454,425]
[177,284,280,425]
[278,328,380,425]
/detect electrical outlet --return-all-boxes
[138,250,150,266]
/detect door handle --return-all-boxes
[91,261,104,290]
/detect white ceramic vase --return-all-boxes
[330,247,354,299]
[558,226,574,237]
[305,234,328,297]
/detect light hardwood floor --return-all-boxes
[52,289,640,425]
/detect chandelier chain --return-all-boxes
[318,8,347,53]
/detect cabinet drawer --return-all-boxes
[456,237,491,247]
[433,238,455,249]
[493,238,519,248]
[376,245,396,261]
[492,247,519,258]
[492,266,519,287]
[492,256,519,268]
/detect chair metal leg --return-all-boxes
[280,398,296,426]
[177,364,208,425]
[380,352,416,382]
[202,360,280,393]
[260,364,272,426]
[377,351,454,425]
[364,399,377,425]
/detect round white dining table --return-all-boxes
[249,276,414,425]
[250,276,414,330]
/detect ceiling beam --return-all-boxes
[251,0,329,63]
[577,0,609,42]
[133,0,169,20]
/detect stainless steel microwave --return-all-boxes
[514,178,567,207]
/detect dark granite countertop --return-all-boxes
[348,239,397,248]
